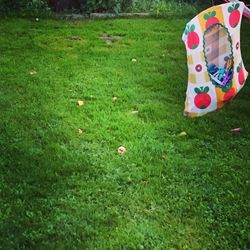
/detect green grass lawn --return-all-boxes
[0,16,249,249]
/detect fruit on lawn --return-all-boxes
[77,100,84,106]
[185,24,200,50]
[231,128,241,132]
[178,131,187,137]
[204,11,220,29]
[228,3,241,28]
[29,70,37,75]
[194,87,211,109]
[118,146,127,155]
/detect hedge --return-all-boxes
[1,0,242,15]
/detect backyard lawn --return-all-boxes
[0,17,249,249]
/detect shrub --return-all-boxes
[79,0,133,14]
[0,0,50,16]
[0,0,202,16]
[78,0,200,15]
[123,0,200,17]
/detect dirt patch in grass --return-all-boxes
[100,33,125,45]
[66,35,82,41]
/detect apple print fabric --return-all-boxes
[182,1,248,117]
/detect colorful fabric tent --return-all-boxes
[182,0,249,117]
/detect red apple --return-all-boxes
[228,3,241,28]
[194,87,211,109]
[237,63,245,85]
[185,24,200,50]
[204,11,220,29]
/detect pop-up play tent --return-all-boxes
[182,0,250,117]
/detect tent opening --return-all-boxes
[204,23,234,87]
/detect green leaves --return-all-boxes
[184,25,189,35]
[204,13,210,20]
[204,11,216,20]
[204,86,209,93]
[228,3,240,13]
[185,24,195,35]
[228,6,234,13]
[211,11,216,17]
[195,87,209,94]
[237,62,242,72]
[195,87,201,94]
[235,3,240,10]
[190,24,195,32]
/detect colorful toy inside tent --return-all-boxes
[182,0,250,117]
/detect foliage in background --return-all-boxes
[79,0,200,15]
[131,0,199,17]
[80,0,126,14]
[0,0,203,16]
[0,0,50,16]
